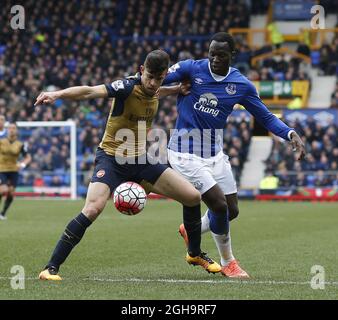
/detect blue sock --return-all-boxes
[207,209,229,235]
[47,212,92,271]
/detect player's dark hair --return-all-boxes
[144,50,170,75]
[210,32,236,53]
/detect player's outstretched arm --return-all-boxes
[158,81,191,98]
[241,81,306,160]
[158,85,181,98]
[34,85,108,106]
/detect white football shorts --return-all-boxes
[168,149,237,195]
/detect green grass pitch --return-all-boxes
[0,199,337,300]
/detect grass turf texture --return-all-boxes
[0,199,337,300]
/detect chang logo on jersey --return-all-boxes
[193,93,219,117]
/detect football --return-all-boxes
[113,182,147,215]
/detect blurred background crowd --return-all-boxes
[265,118,338,189]
[0,0,337,195]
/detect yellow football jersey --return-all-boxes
[100,75,159,157]
[0,138,27,172]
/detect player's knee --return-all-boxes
[83,198,106,220]
[228,206,239,221]
[0,185,8,194]
[209,198,228,216]
[183,189,201,207]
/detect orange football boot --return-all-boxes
[221,260,250,279]
[179,224,221,273]
[178,223,189,247]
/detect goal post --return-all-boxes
[16,120,77,200]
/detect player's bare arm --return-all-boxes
[158,84,180,98]
[290,131,306,160]
[158,81,191,98]
[18,153,32,170]
[34,85,108,106]
[179,81,191,95]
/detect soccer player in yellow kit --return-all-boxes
[35,50,221,280]
[0,123,31,220]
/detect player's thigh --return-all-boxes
[149,168,201,207]
[7,173,18,194]
[202,183,228,215]
[82,182,111,221]
[0,173,9,193]
[225,193,239,221]
[0,184,8,194]
[7,185,15,195]
[168,150,216,195]
[84,153,123,221]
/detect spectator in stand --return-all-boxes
[50,176,63,187]
[315,170,332,187]
[277,168,294,189]
[319,43,336,76]
[330,81,338,109]
[259,171,279,194]
[297,40,311,57]
[266,118,338,188]
[295,172,307,187]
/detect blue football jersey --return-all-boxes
[163,59,294,157]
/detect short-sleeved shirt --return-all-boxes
[0,138,27,172]
[101,75,159,157]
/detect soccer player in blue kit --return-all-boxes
[163,33,306,278]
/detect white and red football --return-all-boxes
[113,182,147,215]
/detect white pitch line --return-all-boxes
[1,276,338,286]
[88,278,338,286]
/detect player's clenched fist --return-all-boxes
[34,91,59,106]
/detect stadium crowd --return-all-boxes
[0,0,336,193]
[265,118,338,188]
[331,80,338,109]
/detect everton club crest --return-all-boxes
[225,83,236,95]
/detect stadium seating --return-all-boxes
[0,0,337,196]
[265,118,338,189]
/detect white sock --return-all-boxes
[211,231,235,266]
[201,211,210,234]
